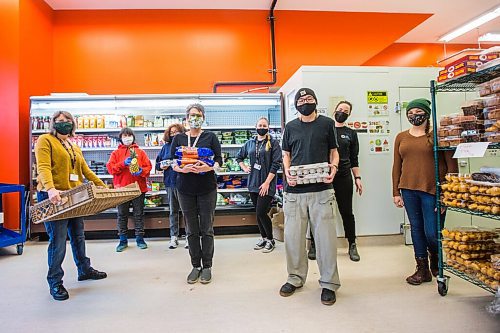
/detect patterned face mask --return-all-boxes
[188,116,203,129]
[407,114,428,126]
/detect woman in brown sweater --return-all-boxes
[392,98,457,285]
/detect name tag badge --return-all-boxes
[70,173,79,182]
[253,163,261,171]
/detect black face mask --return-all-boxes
[407,114,428,126]
[54,122,73,135]
[297,103,316,116]
[334,111,349,123]
[256,128,268,136]
[169,136,174,142]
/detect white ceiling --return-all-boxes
[44,0,500,44]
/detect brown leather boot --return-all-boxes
[429,252,439,277]
[406,257,432,285]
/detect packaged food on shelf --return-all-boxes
[461,131,481,143]
[462,100,484,118]
[492,254,500,271]
[440,115,455,126]
[484,132,500,143]
[484,94,500,108]
[441,227,498,242]
[471,172,500,184]
[491,77,500,93]
[447,137,465,146]
[134,115,144,127]
[478,82,493,97]
[483,107,500,121]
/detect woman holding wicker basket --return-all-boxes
[35,111,107,301]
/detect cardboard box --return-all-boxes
[438,66,476,82]
[438,52,499,83]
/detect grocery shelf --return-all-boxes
[221,144,243,148]
[102,204,254,214]
[217,171,248,176]
[435,64,500,92]
[94,174,163,179]
[443,264,496,294]
[147,188,253,195]
[146,190,167,196]
[437,143,500,151]
[32,127,166,134]
[444,206,500,220]
[204,125,280,130]
[431,65,500,298]
[217,188,248,193]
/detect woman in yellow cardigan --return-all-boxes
[35,111,107,301]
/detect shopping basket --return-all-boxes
[30,182,141,224]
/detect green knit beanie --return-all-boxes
[406,98,431,116]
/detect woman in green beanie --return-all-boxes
[392,98,457,285]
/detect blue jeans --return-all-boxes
[38,191,91,289]
[401,189,444,258]
[167,187,181,237]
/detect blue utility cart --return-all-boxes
[0,183,27,255]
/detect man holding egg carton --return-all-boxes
[280,88,341,306]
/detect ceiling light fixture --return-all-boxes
[478,32,500,42]
[439,6,500,42]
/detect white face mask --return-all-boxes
[122,136,134,146]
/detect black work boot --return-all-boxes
[321,288,336,306]
[348,242,360,262]
[406,257,432,285]
[78,267,107,281]
[50,284,69,301]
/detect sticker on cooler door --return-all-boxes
[346,119,368,133]
[367,91,389,117]
[368,120,391,135]
[369,136,390,154]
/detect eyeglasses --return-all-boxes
[297,96,315,104]
[170,131,179,136]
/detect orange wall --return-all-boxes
[0,0,52,230]
[20,0,53,184]
[52,10,430,94]
[0,0,21,230]
[363,43,496,67]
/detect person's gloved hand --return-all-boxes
[124,157,132,166]
[131,168,142,177]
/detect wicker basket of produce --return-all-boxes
[30,182,141,224]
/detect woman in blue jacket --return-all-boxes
[236,117,282,253]
[156,123,186,249]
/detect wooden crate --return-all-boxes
[30,182,141,224]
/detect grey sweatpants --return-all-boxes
[283,189,341,291]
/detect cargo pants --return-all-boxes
[283,189,341,291]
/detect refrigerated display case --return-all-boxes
[29,93,283,234]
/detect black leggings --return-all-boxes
[333,173,356,243]
[249,192,273,240]
[309,174,356,245]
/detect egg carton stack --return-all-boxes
[442,227,500,291]
[289,162,330,185]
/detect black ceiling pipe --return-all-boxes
[212,0,278,93]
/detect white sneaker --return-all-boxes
[169,236,179,249]
[184,239,189,249]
